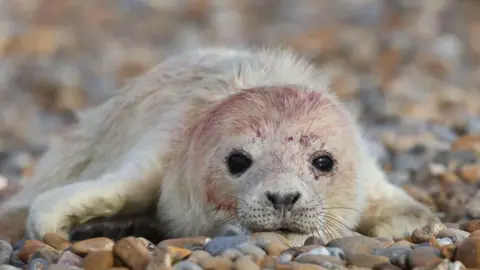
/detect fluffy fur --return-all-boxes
[0,47,439,245]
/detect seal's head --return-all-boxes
[172,86,366,243]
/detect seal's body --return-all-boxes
[0,47,438,244]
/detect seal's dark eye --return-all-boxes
[312,155,335,172]
[227,151,252,175]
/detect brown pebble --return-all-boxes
[304,236,325,246]
[470,230,480,238]
[346,253,389,268]
[114,237,152,270]
[137,237,156,253]
[146,244,171,270]
[18,239,48,262]
[158,236,209,249]
[43,232,72,251]
[327,235,386,254]
[459,163,480,184]
[234,256,260,270]
[440,244,456,260]
[198,256,233,270]
[260,255,276,269]
[411,223,446,243]
[84,251,114,270]
[463,220,480,233]
[408,246,443,268]
[454,237,480,267]
[451,135,480,152]
[71,237,115,255]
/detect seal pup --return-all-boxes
[0,47,439,245]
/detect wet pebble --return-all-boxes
[407,246,443,268]
[83,250,114,270]
[203,235,250,256]
[71,237,115,255]
[113,237,152,270]
[454,236,480,268]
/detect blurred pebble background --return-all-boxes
[0,0,480,222]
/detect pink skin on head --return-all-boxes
[190,86,349,212]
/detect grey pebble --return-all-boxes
[236,242,266,259]
[172,261,203,270]
[277,253,294,264]
[373,246,412,261]
[28,258,50,270]
[0,240,13,265]
[295,247,330,260]
[221,248,244,261]
[215,224,248,237]
[204,235,250,256]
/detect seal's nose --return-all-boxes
[265,191,301,211]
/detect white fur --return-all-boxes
[0,46,438,243]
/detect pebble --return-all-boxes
[71,237,115,255]
[347,253,389,268]
[146,245,172,269]
[236,242,266,261]
[56,250,83,268]
[327,235,386,255]
[220,248,243,261]
[373,246,412,262]
[0,240,13,265]
[159,237,210,249]
[295,247,330,259]
[83,251,114,270]
[30,246,62,264]
[42,232,71,251]
[326,247,346,260]
[197,256,233,270]
[203,235,250,256]
[462,219,480,233]
[295,254,346,266]
[437,228,470,243]
[17,240,47,262]
[411,223,447,243]
[171,261,203,270]
[233,256,260,270]
[113,237,152,270]
[187,250,211,263]
[454,236,480,267]
[28,258,50,270]
[303,236,325,246]
[372,263,402,270]
[407,246,443,268]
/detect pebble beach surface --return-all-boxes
[1,0,480,269]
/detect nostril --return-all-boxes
[265,192,280,206]
[291,192,301,205]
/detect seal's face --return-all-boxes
[192,86,364,242]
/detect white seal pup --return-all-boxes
[0,47,439,245]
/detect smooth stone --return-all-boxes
[236,242,266,260]
[42,233,72,251]
[220,248,243,261]
[454,236,480,267]
[295,254,346,266]
[373,246,412,261]
[187,250,211,263]
[203,235,250,256]
[436,237,453,246]
[295,247,330,259]
[17,240,47,262]
[437,228,469,243]
[215,224,247,237]
[346,253,389,268]
[28,258,50,270]
[463,219,480,233]
[234,256,260,270]
[260,255,276,269]
[327,235,386,255]
[56,250,83,268]
[113,237,152,270]
[197,256,233,269]
[159,237,209,249]
[407,246,443,268]
[411,223,447,243]
[146,245,171,270]
[372,263,402,270]
[30,246,62,264]
[83,250,114,270]
[304,236,325,246]
[0,240,13,264]
[172,260,204,270]
[71,237,115,255]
